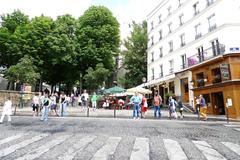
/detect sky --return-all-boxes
[0,0,160,39]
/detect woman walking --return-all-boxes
[0,96,12,124]
[141,95,148,118]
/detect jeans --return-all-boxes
[154,106,161,118]
[41,106,49,121]
[60,103,67,117]
[133,103,140,118]
[0,114,11,122]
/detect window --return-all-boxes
[179,14,184,26]
[159,47,163,58]
[196,72,205,87]
[197,46,204,62]
[151,68,155,80]
[206,0,214,6]
[159,30,162,40]
[211,39,221,56]
[168,6,172,16]
[151,52,154,62]
[151,21,154,30]
[208,14,216,32]
[193,2,199,16]
[169,41,173,52]
[151,36,154,46]
[195,23,201,39]
[158,15,162,24]
[180,33,185,47]
[211,68,221,83]
[169,60,174,73]
[168,22,172,34]
[159,65,163,78]
[169,81,175,93]
[178,0,182,7]
[181,54,187,69]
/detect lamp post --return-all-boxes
[141,77,147,118]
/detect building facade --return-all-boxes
[146,0,240,111]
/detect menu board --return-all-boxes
[220,64,231,81]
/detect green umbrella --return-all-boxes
[104,86,126,94]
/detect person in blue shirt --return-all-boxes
[130,92,141,119]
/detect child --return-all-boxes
[0,96,12,124]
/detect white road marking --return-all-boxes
[163,139,188,160]
[0,134,48,158]
[224,124,240,127]
[0,134,23,146]
[193,141,226,160]
[16,135,70,160]
[58,136,96,160]
[130,137,149,160]
[91,137,121,160]
[222,142,240,156]
[234,128,240,132]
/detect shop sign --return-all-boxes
[220,64,231,81]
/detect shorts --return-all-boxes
[32,104,39,112]
[51,104,57,110]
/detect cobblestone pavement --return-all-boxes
[0,116,239,160]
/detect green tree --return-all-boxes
[83,63,110,90]
[4,55,40,85]
[0,10,29,67]
[76,6,120,74]
[122,21,148,88]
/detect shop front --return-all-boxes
[190,53,240,119]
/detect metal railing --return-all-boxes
[187,44,225,67]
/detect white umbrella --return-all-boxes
[127,87,152,94]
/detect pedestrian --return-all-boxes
[153,91,162,118]
[81,89,89,111]
[199,95,207,121]
[40,93,50,121]
[177,97,184,119]
[168,96,178,119]
[195,96,201,118]
[0,96,12,124]
[91,92,97,111]
[50,93,59,116]
[130,92,141,119]
[141,94,148,118]
[77,94,82,107]
[32,93,40,117]
[59,92,67,116]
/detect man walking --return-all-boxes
[153,91,162,118]
[130,92,141,119]
[40,93,50,121]
[0,96,12,124]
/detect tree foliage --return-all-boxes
[83,63,110,90]
[122,21,148,88]
[4,55,40,84]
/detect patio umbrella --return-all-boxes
[104,86,126,94]
[126,87,152,94]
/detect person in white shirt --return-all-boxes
[81,90,89,108]
[0,96,12,123]
[32,94,40,117]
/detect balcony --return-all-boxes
[208,25,217,32]
[197,79,205,87]
[169,68,174,74]
[212,74,222,84]
[181,63,187,69]
[187,44,225,67]
[195,33,202,40]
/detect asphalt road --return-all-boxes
[0,116,239,160]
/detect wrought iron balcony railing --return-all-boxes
[187,44,225,67]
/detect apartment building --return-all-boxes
[146,0,240,118]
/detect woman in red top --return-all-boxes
[141,95,148,118]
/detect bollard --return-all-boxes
[87,106,89,117]
[226,106,229,123]
[114,105,116,118]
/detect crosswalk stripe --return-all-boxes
[58,136,96,160]
[130,137,149,160]
[222,142,240,156]
[0,134,48,158]
[0,134,23,146]
[163,139,187,160]
[234,128,240,131]
[193,141,226,160]
[224,124,240,127]
[91,137,121,160]
[16,135,70,160]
